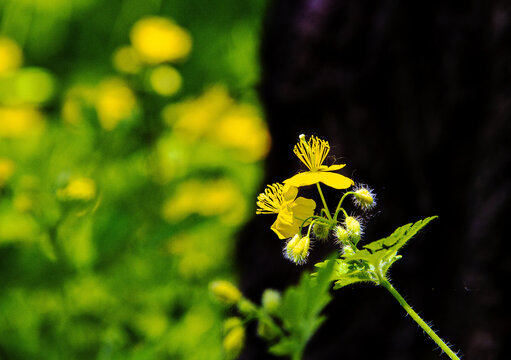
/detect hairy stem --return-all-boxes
[380,280,460,360]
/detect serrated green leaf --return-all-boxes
[337,217,437,285]
[364,216,437,256]
[272,257,335,358]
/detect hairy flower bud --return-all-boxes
[334,225,349,245]
[352,185,376,210]
[345,216,362,245]
[284,234,310,264]
[210,280,241,305]
[312,222,330,241]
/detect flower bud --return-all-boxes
[312,222,330,241]
[352,186,376,210]
[210,280,241,305]
[345,216,362,245]
[284,234,310,264]
[223,323,245,359]
[223,317,243,333]
[261,289,281,314]
[334,225,349,245]
[237,298,257,316]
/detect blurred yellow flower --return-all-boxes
[163,85,271,160]
[112,46,142,74]
[214,104,271,161]
[130,16,192,64]
[256,183,316,239]
[161,178,242,222]
[0,106,45,137]
[94,78,137,130]
[134,311,169,339]
[0,158,15,186]
[164,85,233,140]
[210,280,242,304]
[57,177,96,201]
[0,37,22,75]
[284,134,354,189]
[149,65,182,96]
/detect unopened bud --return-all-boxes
[334,225,349,245]
[224,317,243,334]
[210,280,242,305]
[284,234,310,264]
[223,323,245,359]
[237,298,257,316]
[312,222,330,241]
[262,289,281,314]
[345,216,362,245]
[352,186,376,210]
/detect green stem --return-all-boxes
[333,191,355,222]
[316,183,332,221]
[381,280,460,360]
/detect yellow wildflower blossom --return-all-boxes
[94,78,137,130]
[256,183,316,239]
[284,134,354,189]
[57,177,96,201]
[0,37,22,75]
[0,106,45,137]
[130,16,192,64]
[0,158,15,186]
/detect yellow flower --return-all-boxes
[130,16,192,64]
[0,106,45,137]
[284,134,354,189]
[256,183,316,239]
[57,177,96,201]
[94,77,137,130]
[0,158,15,186]
[0,37,22,75]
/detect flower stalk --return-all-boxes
[381,280,460,360]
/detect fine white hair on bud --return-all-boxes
[334,225,349,246]
[352,184,376,210]
[312,222,330,241]
[345,215,363,245]
[283,234,310,265]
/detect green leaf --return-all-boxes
[337,216,437,286]
[269,258,335,359]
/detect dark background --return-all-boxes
[238,1,511,359]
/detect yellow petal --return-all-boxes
[271,214,296,239]
[290,197,316,223]
[284,171,353,189]
[323,164,345,171]
[270,197,315,239]
[282,184,298,202]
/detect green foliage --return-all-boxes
[331,216,438,289]
[0,1,268,359]
[269,258,335,360]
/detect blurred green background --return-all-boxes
[0,0,268,358]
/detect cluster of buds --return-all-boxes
[256,135,377,265]
[210,280,282,358]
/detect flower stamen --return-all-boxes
[256,183,285,214]
[293,134,330,171]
